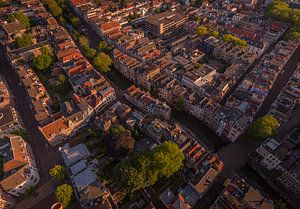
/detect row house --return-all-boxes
[0,134,39,197]
[113,49,160,90]
[0,78,24,134]
[226,26,266,55]
[181,64,217,93]
[213,41,256,64]
[251,128,300,208]
[136,65,160,90]
[225,41,298,118]
[268,66,300,127]
[210,175,274,209]
[15,64,51,125]
[152,74,187,105]
[112,48,144,82]
[125,85,171,120]
[161,124,224,205]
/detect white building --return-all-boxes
[256,138,281,170]
[0,134,39,197]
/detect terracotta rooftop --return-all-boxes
[39,117,69,141]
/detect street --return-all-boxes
[0,45,62,197]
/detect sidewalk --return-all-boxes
[16,181,55,209]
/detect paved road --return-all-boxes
[0,45,62,184]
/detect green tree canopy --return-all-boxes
[152,141,185,178]
[248,115,280,140]
[85,47,96,58]
[195,16,201,23]
[196,26,208,36]
[265,1,300,43]
[70,16,81,28]
[8,12,30,28]
[16,34,33,48]
[222,34,247,47]
[111,124,126,133]
[49,164,66,180]
[113,141,184,192]
[211,31,219,38]
[98,41,113,53]
[274,199,287,209]
[78,35,89,49]
[24,186,38,198]
[265,1,300,25]
[42,0,63,17]
[195,0,203,6]
[58,74,66,84]
[113,160,146,193]
[93,52,112,73]
[285,25,300,43]
[55,184,73,208]
[33,46,54,71]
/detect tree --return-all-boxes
[98,41,113,53]
[152,141,184,178]
[49,165,66,180]
[42,0,63,17]
[11,130,29,139]
[222,34,247,47]
[131,128,142,140]
[16,34,32,48]
[113,160,146,193]
[55,184,73,208]
[24,186,38,198]
[58,74,66,84]
[113,141,184,192]
[78,35,89,49]
[195,16,201,23]
[248,115,280,140]
[85,47,96,58]
[33,46,54,71]
[285,25,300,43]
[131,153,158,186]
[93,52,112,73]
[111,124,126,133]
[265,1,300,24]
[196,26,208,36]
[154,8,161,14]
[113,153,159,193]
[70,16,81,28]
[119,0,126,8]
[195,0,203,6]
[211,31,219,38]
[8,12,30,28]
[110,125,135,158]
[264,1,300,43]
[274,199,287,209]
